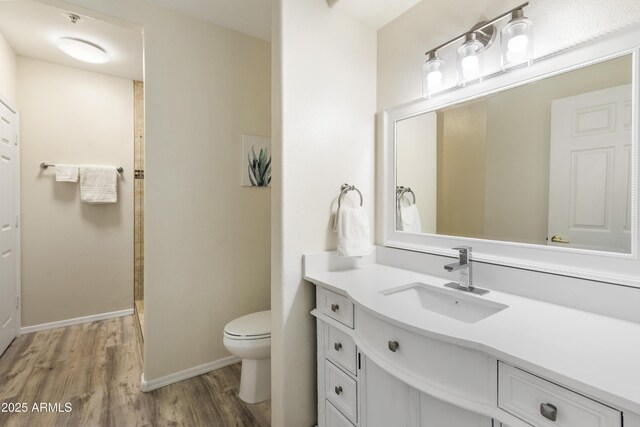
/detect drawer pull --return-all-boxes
[334,342,342,351]
[388,340,399,352]
[334,386,343,395]
[540,403,558,421]
[331,303,340,312]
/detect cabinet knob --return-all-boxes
[388,340,399,352]
[540,403,558,421]
[331,303,339,312]
[334,386,343,395]
[334,342,342,351]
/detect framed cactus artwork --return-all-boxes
[241,134,272,187]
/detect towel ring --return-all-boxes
[396,186,416,204]
[338,184,363,208]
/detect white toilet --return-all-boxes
[223,310,271,404]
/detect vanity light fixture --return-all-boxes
[422,51,444,96]
[501,8,533,68]
[56,37,109,64]
[457,32,485,86]
[421,2,531,97]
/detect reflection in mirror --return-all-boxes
[395,55,633,253]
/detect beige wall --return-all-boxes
[436,101,486,238]
[62,0,271,383]
[272,0,376,425]
[0,31,16,105]
[18,57,134,326]
[396,112,437,232]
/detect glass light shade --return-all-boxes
[422,52,444,97]
[457,33,484,86]
[56,37,109,64]
[501,10,533,69]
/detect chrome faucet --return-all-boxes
[444,247,489,295]
[444,247,473,290]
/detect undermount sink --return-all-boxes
[380,282,508,324]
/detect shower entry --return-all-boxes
[134,81,145,341]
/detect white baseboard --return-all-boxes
[140,355,241,392]
[20,308,134,334]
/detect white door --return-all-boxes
[0,98,18,356]
[548,85,632,252]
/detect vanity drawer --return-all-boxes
[356,308,493,403]
[325,400,356,427]
[325,360,358,423]
[325,323,357,375]
[317,287,354,328]
[498,362,621,427]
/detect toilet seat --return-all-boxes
[224,310,270,340]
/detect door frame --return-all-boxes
[0,92,21,337]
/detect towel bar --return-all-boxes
[40,162,124,173]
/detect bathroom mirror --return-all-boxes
[382,27,639,286]
[395,55,632,253]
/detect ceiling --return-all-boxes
[145,0,424,42]
[147,0,272,41]
[329,0,424,29]
[0,1,143,81]
[0,0,422,81]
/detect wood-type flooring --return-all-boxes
[0,315,271,427]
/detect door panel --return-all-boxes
[362,356,411,427]
[0,100,18,356]
[548,85,632,252]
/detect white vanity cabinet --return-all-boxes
[314,287,495,427]
[311,284,632,427]
[361,355,493,427]
[360,355,411,427]
[497,362,621,427]
[316,292,359,427]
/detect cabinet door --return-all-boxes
[362,356,412,427]
[361,356,493,427]
[419,391,493,427]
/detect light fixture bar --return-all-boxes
[425,2,529,57]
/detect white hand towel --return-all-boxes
[80,166,118,203]
[399,205,422,233]
[336,206,372,257]
[396,206,403,231]
[55,164,79,182]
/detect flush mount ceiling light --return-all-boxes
[56,37,109,64]
[421,2,531,97]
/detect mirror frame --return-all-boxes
[382,25,640,288]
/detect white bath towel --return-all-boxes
[55,164,79,182]
[336,206,372,257]
[79,166,118,203]
[399,204,422,233]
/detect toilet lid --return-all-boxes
[224,310,270,339]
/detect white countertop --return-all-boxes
[304,260,640,413]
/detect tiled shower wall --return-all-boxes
[134,81,144,301]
